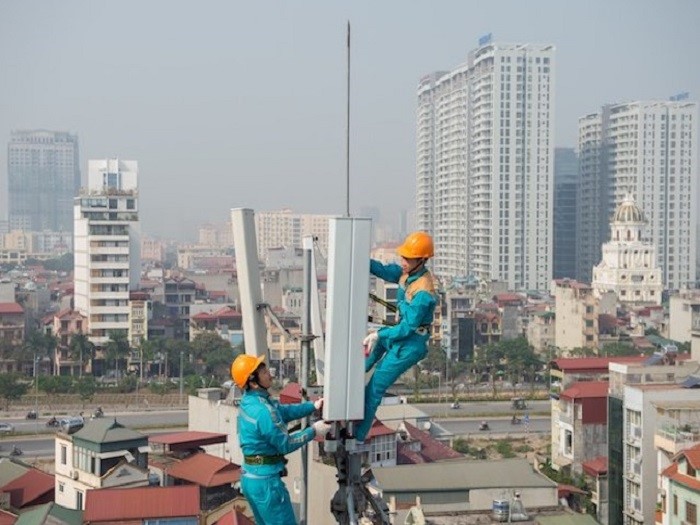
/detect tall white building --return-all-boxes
[577,100,698,289]
[592,195,663,305]
[74,159,141,346]
[253,209,334,260]
[416,40,556,291]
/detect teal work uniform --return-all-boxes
[238,389,316,525]
[355,260,436,441]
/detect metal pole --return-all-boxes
[34,352,39,434]
[179,350,184,405]
[345,21,351,218]
[299,247,312,524]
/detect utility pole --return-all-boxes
[345,21,351,218]
[33,352,39,434]
[179,349,184,405]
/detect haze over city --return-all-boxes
[1,0,699,240]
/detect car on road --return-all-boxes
[0,423,15,434]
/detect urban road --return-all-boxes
[2,399,552,459]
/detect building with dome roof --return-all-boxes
[591,195,662,305]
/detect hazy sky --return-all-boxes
[1,1,699,240]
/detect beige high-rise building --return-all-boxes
[254,209,334,260]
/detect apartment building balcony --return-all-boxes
[655,426,700,455]
[90,261,130,270]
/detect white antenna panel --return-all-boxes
[323,217,371,422]
[230,208,267,358]
[303,236,326,384]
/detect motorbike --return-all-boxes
[92,407,104,419]
[478,421,490,431]
[26,410,37,420]
[46,416,60,428]
[511,416,522,425]
[10,446,22,457]
[450,401,461,409]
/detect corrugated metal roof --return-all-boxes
[217,510,254,525]
[374,458,557,492]
[0,303,23,314]
[84,486,199,522]
[166,452,241,487]
[0,469,54,508]
[149,431,227,448]
[560,381,609,400]
[15,503,82,525]
[0,509,16,525]
[0,459,29,487]
[582,456,608,476]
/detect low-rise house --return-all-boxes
[583,456,608,524]
[54,418,150,510]
[551,381,608,475]
[659,444,700,525]
[0,458,54,512]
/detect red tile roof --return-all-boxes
[551,355,646,373]
[582,456,608,476]
[166,452,241,487]
[217,510,254,525]
[149,431,228,447]
[278,383,321,405]
[560,381,609,401]
[679,445,700,470]
[0,509,16,525]
[664,463,700,492]
[366,419,396,439]
[0,303,23,315]
[397,422,463,464]
[84,486,200,522]
[0,469,54,508]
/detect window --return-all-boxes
[61,445,67,465]
[76,490,84,510]
[673,494,678,515]
[58,482,65,493]
[687,501,697,524]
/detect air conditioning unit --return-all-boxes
[70,470,78,480]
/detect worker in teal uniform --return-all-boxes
[355,231,437,441]
[231,354,330,525]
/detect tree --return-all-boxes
[105,331,131,377]
[69,333,96,377]
[76,376,98,407]
[24,330,58,376]
[601,342,639,357]
[191,332,237,379]
[0,373,29,410]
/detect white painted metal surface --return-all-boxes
[230,208,268,358]
[303,235,326,384]
[323,217,371,422]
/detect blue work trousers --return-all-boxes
[355,335,428,441]
[241,471,296,525]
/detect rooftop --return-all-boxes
[84,486,199,522]
[560,381,609,400]
[166,452,241,487]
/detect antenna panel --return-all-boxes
[303,236,326,384]
[230,208,267,358]
[323,217,371,421]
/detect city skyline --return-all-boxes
[1,1,699,240]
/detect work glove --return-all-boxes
[312,420,331,439]
[363,331,379,357]
[313,397,324,411]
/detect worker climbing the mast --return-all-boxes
[231,354,330,525]
[355,231,437,442]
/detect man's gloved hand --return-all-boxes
[313,397,324,411]
[312,420,331,438]
[363,331,379,357]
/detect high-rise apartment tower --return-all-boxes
[416,40,555,291]
[7,130,80,231]
[74,159,141,346]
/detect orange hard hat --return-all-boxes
[230,354,266,389]
[396,231,434,259]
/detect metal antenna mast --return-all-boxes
[345,21,351,218]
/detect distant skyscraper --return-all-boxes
[7,130,80,232]
[416,41,556,291]
[74,159,141,346]
[553,148,578,279]
[253,209,334,260]
[576,100,698,289]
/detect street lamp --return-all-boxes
[33,353,39,433]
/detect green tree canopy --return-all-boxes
[76,376,98,403]
[0,374,29,410]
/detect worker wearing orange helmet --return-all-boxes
[231,354,329,524]
[355,231,437,441]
